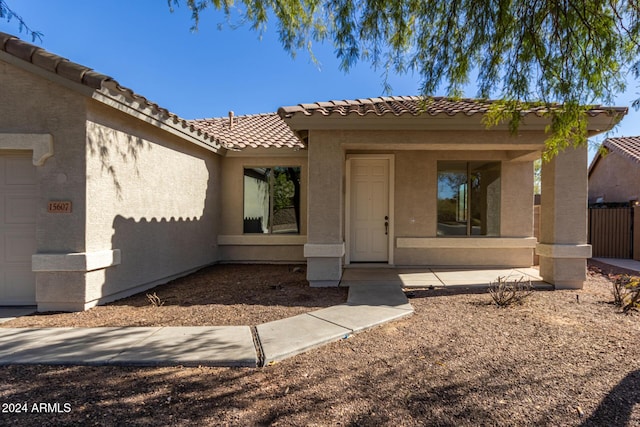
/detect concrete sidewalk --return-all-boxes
[592,257,640,274]
[0,282,413,368]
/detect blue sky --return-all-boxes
[3,0,640,161]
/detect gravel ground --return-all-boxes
[0,263,638,426]
[1,264,348,327]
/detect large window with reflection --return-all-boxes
[437,161,501,236]
[243,167,301,234]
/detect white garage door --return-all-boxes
[0,153,37,305]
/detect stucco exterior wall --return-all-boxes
[0,59,87,254]
[218,154,308,262]
[2,58,225,310]
[588,152,640,204]
[1,59,92,310]
[300,128,539,276]
[392,150,534,266]
[80,102,221,306]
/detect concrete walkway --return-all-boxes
[0,282,413,368]
[0,266,546,367]
[592,257,640,274]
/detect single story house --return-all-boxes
[0,32,627,311]
[588,137,640,205]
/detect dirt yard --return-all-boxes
[1,264,348,327]
[0,263,638,426]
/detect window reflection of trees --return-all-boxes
[437,162,501,236]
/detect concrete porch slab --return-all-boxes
[342,267,547,288]
[341,268,404,281]
[347,282,412,309]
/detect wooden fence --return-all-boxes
[588,207,634,258]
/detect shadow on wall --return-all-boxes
[104,214,217,299]
[85,114,222,306]
[87,122,152,200]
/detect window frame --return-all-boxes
[437,161,501,237]
[242,165,302,235]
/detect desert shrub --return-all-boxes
[610,274,629,307]
[146,292,165,307]
[489,276,533,307]
[609,275,640,314]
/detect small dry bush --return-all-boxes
[610,275,640,314]
[146,292,165,307]
[489,276,533,307]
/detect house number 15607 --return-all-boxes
[47,201,72,213]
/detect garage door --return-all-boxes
[0,153,37,305]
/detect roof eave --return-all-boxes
[280,108,627,134]
[1,32,225,155]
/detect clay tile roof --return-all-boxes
[603,137,640,163]
[0,31,221,149]
[278,95,627,119]
[189,113,304,150]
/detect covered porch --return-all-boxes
[278,96,626,290]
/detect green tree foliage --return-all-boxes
[170,0,640,157]
[0,0,42,41]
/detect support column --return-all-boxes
[304,132,344,286]
[537,146,591,289]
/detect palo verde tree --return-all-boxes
[170,0,640,158]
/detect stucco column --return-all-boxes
[304,132,344,286]
[537,146,591,289]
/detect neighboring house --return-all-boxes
[0,32,628,311]
[588,137,640,205]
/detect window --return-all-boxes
[437,161,501,236]
[243,167,301,234]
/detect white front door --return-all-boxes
[350,158,389,262]
[0,153,37,305]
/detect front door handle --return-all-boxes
[385,216,389,235]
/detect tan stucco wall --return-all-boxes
[588,152,640,204]
[81,102,221,305]
[1,59,94,310]
[218,154,307,262]
[0,59,88,254]
[1,58,225,310]
[392,150,534,266]
[300,129,541,277]
[538,146,590,289]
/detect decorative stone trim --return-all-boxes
[535,243,592,258]
[217,235,306,246]
[0,133,53,165]
[304,243,346,257]
[32,249,121,272]
[397,237,537,249]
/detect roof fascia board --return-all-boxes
[340,142,544,151]
[283,111,625,133]
[224,147,308,157]
[91,91,226,156]
[284,114,544,131]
